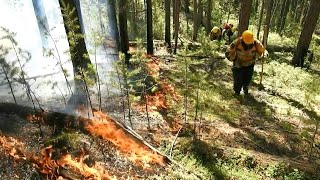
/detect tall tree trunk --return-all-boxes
[192,0,199,41]
[107,0,120,51]
[132,0,138,36]
[118,0,130,64]
[58,0,92,78]
[31,0,49,47]
[146,0,153,54]
[279,0,290,37]
[254,0,259,14]
[198,0,203,27]
[292,0,320,67]
[276,0,286,32]
[262,0,274,46]
[185,0,190,33]
[277,0,290,36]
[238,0,252,37]
[206,0,212,34]
[173,0,181,54]
[173,0,176,26]
[165,0,171,48]
[257,0,265,40]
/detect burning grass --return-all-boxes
[0,135,110,179]
[136,56,181,112]
[84,111,166,168]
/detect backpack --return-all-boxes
[225,38,257,60]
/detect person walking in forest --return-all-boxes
[209,26,222,41]
[227,30,265,96]
[222,23,235,44]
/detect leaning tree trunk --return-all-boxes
[238,0,252,37]
[58,0,92,81]
[173,0,181,54]
[292,0,320,67]
[31,0,49,48]
[165,0,171,48]
[146,0,153,54]
[118,0,130,64]
[262,0,274,46]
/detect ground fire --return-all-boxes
[0,135,110,179]
[85,111,166,168]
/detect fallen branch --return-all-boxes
[169,126,183,157]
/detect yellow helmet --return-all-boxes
[241,30,254,44]
[212,26,219,33]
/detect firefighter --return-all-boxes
[222,23,234,44]
[228,30,265,96]
[209,26,222,41]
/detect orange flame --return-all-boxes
[57,154,110,179]
[0,135,110,179]
[85,111,165,168]
[134,56,181,112]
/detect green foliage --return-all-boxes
[263,61,320,114]
[266,162,305,180]
[45,132,82,151]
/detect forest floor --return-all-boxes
[0,45,320,179]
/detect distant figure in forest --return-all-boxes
[209,26,222,41]
[222,23,236,44]
[227,30,265,96]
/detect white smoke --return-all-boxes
[0,0,117,113]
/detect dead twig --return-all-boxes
[169,126,183,157]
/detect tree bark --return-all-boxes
[192,0,199,41]
[58,0,92,79]
[118,0,130,63]
[206,0,212,34]
[262,0,274,46]
[279,0,290,36]
[146,0,154,54]
[173,0,181,54]
[165,0,171,48]
[31,0,49,47]
[292,0,320,67]
[74,0,85,34]
[257,0,265,40]
[106,0,120,51]
[238,0,252,37]
[277,0,290,36]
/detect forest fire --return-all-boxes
[85,111,165,168]
[57,153,110,179]
[137,56,181,112]
[0,135,110,179]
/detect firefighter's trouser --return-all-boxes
[232,64,254,94]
